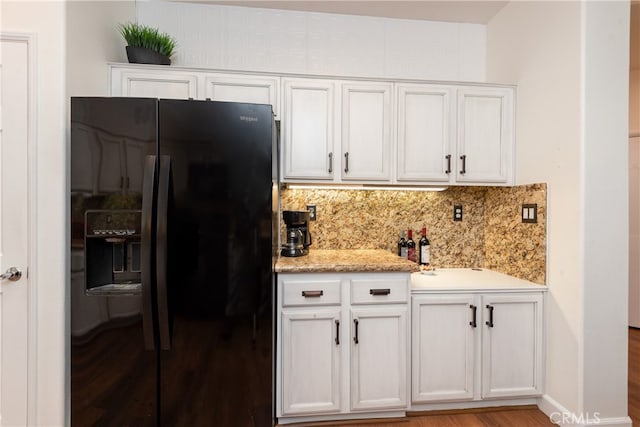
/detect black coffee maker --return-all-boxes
[281,210,312,257]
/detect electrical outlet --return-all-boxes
[454,205,463,221]
[307,205,317,221]
[522,204,537,223]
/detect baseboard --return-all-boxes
[537,395,632,427]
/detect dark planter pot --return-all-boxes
[126,46,171,65]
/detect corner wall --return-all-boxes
[487,0,630,422]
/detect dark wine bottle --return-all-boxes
[407,229,416,262]
[397,231,407,257]
[419,227,430,266]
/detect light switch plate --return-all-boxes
[522,204,537,223]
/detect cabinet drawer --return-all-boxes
[282,279,341,307]
[350,278,408,304]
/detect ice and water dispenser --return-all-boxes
[84,210,142,295]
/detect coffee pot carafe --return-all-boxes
[281,210,312,257]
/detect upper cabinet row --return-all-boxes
[111,65,514,186]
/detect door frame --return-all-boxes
[1,31,38,426]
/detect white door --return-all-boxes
[282,78,335,180]
[396,84,454,183]
[280,308,341,415]
[412,295,476,403]
[0,35,30,426]
[350,307,407,411]
[456,86,513,184]
[112,68,198,99]
[341,82,392,182]
[481,293,543,398]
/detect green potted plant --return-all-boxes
[119,22,177,65]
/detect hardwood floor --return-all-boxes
[298,328,640,427]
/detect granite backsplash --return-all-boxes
[280,183,546,284]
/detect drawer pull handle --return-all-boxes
[469,304,477,328]
[369,288,391,296]
[353,319,359,344]
[445,154,452,174]
[486,304,494,328]
[335,320,340,345]
[460,154,467,175]
[302,290,323,298]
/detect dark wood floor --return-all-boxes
[73,321,640,426]
[307,327,640,427]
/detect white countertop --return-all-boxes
[411,268,546,292]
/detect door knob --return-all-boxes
[1,267,21,282]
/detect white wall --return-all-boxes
[66,1,135,97]
[631,4,639,137]
[487,0,630,423]
[2,1,67,425]
[137,1,486,82]
[4,1,136,425]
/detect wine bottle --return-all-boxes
[419,227,430,266]
[397,231,407,257]
[407,229,416,262]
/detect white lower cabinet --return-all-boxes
[412,292,543,404]
[277,272,410,423]
[350,307,407,410]
[281,308,341,415]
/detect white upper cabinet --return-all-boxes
[204,74,280,118]
[282,78,336,180]
[456,86,514,184]
[111,65,280,117]
[110,64,515,186]
[396,84,454,183]
[111,67,199,99]
[341,82,392,182]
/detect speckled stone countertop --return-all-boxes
[275,249,420,273]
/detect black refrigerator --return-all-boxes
[70,97,278,426]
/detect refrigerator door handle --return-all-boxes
[156,155,172,350]
[141,155,157,351]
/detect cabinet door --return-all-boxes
[204,74,280,118]
[396,84,453,182]
[341,83,392,181]
[456,87,514,184]
[481,293,543,398]
[412,295,476,403]
[112,68,198,99]
[350,307,407,411]
[281,308,341,415]
[282,79,335,180]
